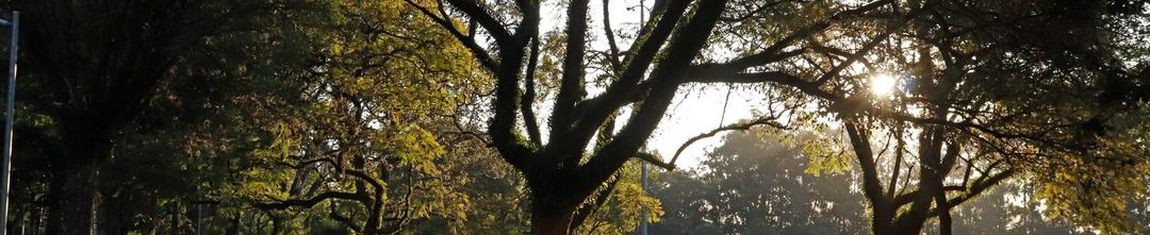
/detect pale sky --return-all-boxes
[533,0,766,170]
[648,87,762,170]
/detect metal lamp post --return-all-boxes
[0,10,20,235]
[640,161,648,235]
[637,1,648,234]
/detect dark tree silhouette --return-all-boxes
[402,0,895,232]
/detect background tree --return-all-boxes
[654,127,1130,235]
[653,129,866,235]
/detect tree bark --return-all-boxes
[45,119,114,235]
[46,162,99,235]
[870,205,895,235]
[527,174,585,235]
[99,194,129,235]
[530,202,577,235]
[894,217,928,235]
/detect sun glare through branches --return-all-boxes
[869,73,899,97]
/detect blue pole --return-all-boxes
[0,11,20,235]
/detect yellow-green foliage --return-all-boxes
[227,0,488,232]
[1033,122,1150,234]
[800,130,852,177]
[574,160,665,235]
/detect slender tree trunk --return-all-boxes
[271,216,283,234]
[171,204,180,235]
[225,216,239,235]
[361,195,383,235]
[30,205,41,235]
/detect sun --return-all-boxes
[869,73,898,97]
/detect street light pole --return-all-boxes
[0,11,20,235]
[637,1,648,234]
[640,161,648,235]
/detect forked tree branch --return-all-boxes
[582,0,731,190]
[893,186,970,206]
[443,0,513,45]
[548,0,594,151]
[558,0,694,155]
[845,119,892,205]
[929,169,1015,217]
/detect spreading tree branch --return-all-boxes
[718,0,895,70]
[253,191,365,210]
[403,0,499,71]
[635,152,675,170]
[668,118,790,165]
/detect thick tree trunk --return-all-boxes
[870,197,934,235]
[170,204,181,235]
[46,162,99,235]
[872,215,929,235]
[889,185,935,234]
[527,175,585,235]
[530,203,577,235]
[47,126,112,235]
[99,194,129,235]
[870,206,895,235]
[894,218,927,235]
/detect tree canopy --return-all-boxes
[1,0,1148,234]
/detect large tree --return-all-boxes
[761,0,1150,234]
[235,0,484,233]
[12,0,311,233]
[402,0,902,232]
[16,1,202,233]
